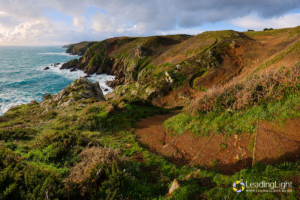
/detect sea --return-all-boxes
[0,46,115,116]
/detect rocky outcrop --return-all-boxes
[60,59,78,70]
[167,179,181,195]
[135,45,144,59]
[65,41,98,56]
[44,67,50,70]
[40,78,105,112]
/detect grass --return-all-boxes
[244,28,291,37]
[164,92,300,137]
[1,95,300,199]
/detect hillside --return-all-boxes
[1,27,300,199]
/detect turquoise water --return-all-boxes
[0,46,114,116]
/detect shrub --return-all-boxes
[67,147,127,199]
[0,146,67,199]
[264,28,273,31]
[190,64,300,114]
[0,127,36,141]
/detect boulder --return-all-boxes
[135,44,144,59]
[60,60,78,70]
[165,72,173,83]
[44,67,50,70]
[43,94,53,101]
[40,78,105,111]
[146,87,155,95]
[70,68,77,72]
[168,179,181,195]
[131,89,138,96]
[29,100,38,106]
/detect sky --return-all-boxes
[0,0,300,46]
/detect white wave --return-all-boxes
[46,64,115,95]
[0,63,115,116]
[37,52,80,57]
[0,92,34,116]
[0,100,26,115]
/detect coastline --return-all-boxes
[0,47,115,116]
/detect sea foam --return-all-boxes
[0,46,115,116]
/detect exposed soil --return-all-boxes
[135,112,300,175]
[135,111,253,174]
[253,121,300,165]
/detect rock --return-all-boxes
[29,100,38,106]
[135,82,140,88]
[176,64,182,69]
[40,78,105,111]
[78,104,86,107]
[53,89,66,101]
[135,44,144,59]
[60,60,78,70]
[106,80,119,89]
[79,90,94,99]
[105,92,116,100]
[54,63,60,67]
[60,98,75,108]
[104,88,109,92]
[145,87,155,96]
[168,179,181,195]
[230,41,236,49]
[117,102,126,109]
[84,75,92,78]
[131,89,138,96]
[43,94,52,101]
[122,88,127,94]
[70,68,77,72]
[44,67,50,70]
[105,104,115,113]
[165,72,173,83]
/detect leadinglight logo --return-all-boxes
[233,181,245,193]
[233,180,293,193]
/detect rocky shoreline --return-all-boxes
[43,61,115,93]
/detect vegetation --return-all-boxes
[165,64,300,136]
[2,27,300,199]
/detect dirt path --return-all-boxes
[134,111,253,174]
[135,112,300,174]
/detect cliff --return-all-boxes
[65,41,98,55]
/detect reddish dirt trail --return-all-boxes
[253,121,300,165]
[135,111,253,174]
[135,111,300,174]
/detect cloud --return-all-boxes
[73,15,86,27]
[230,12,300,31]
[0,0,300,45]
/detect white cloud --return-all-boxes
[73,15,86,27]
[0,0,300,45]
[230,12,300,31]
[92,12,116,32]
[159,28,203,36]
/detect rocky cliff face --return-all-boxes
[66,42,98,56]
[60,27,300,108]
[40,78,105,113]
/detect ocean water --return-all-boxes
[0,46,115,116]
